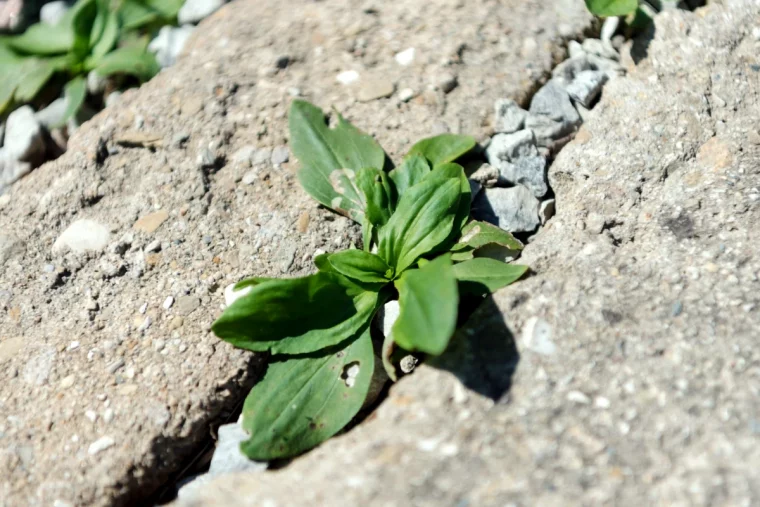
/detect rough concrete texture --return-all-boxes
[182,1,760,505]
[0,0,592,505]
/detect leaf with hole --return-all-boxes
[585,0,638,16]
[407,133,476,166]
[326,249,393,284]
[392,255,459,355]
[240,327,374,460]
[377,174,461,273]
[452,258,528,295]
[289,100,386,222]
[212,272,383,355]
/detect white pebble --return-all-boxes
[103,408,114,423]
[87,436,115,455]
[163,296,175,310]
[394,47,415,66]
[85,410,98,423]
[67,341,80,351]
[567,390,591,405]
[336,70,359,85]
[139,303,148,314]
[595,396,611,409]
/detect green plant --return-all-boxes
[0,0,184,121]
[585,0,639,16]
[212,100,529,461]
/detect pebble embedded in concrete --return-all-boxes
[53,220,112,255]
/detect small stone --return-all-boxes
[133,210,169,234]
[336,70,360,85]
[271,146,289,165]
[494,98,528,134]
[107,359,125,374]
[40,1,70,25]
[139,303,148,314]
[498,156,548,198]
[394,47,415,66]
[177,296,200,316]
[253,148,272,166]
[145,239,161,253]
[148,25,195,68]
[224,283,253,307]
[103,409,115,423]
[469,163,499,188]
[567,390,591,405]
[566,70,608,108]
[529,80,581,128]
[59,375,76,389]
[53,220,112,254]
[86,70,107,95]
[87,436,115,456]
[35,97,68,129]
[178,0,225,24]
[398,88,415,102]
[67,341,80,351]
[232,145,256,166]
[357,79,395,102]
[163,296,175,310]
[436,72,458,94]
[85,410,98,423]
[567,40,585,59]
[241,171,257,185]
[399,355,419,374]
[539,199,556,224]
[4,106,45,165]
[552,56,594,83]
[595,396,611,409]
[582,38,619,61]
[197,148,216,168]
[169,316,184,330]
[486,130,537,163]
[472,186,541,233]
[525,114,574,147]
[522,317,555,355]
[105,91,122,107]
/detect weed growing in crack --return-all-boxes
[212,100,529,460]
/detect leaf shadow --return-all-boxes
[428,295,519,402]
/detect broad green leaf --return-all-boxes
[378,174,461,273]
[93,46,159,81]
[90,9,120,61]
[392,255,458,355]
[233,277,279,290]
[13,59,56,102]
[289,100,386,222]
[362,215,374,253]
[355,167,393,227]
[585,0,638,16]
[451,220,523,253]
[453,258,528,295]
[327,249,392,284]
[118,0,162,29]
[59,76,87,127]
[388,154,430,199]
[240,327,374,460]
[212,272,383,355]
[407,133,476,166]
[145,0,185,18]
[421,162,472,254]
[8,23,74,55]
[0,40,22,63]
[70,0,98,59]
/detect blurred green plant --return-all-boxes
[0,0,184,122]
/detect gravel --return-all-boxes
[178,0,226,24]
[493,98,527,134]
[472,185,540,233]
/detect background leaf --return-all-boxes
[327,249,392,283]
[378,175,461,273]
[59,76,87,127]
[453,258,528,295]
[289,100,386,222]
[407,133,476,166]
[90,9,120,61]
[8,23,74,55]
[388,154,430,199]
[92,46,159,80]
[212,272,382,355]
[585,0,638,16]
[392,255,458,355]
[13,59,57,102]
[240,328,375,460]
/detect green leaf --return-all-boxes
[59,76,87,127]
[240,328,375,460]
[92,46,159,81]
[145,0,185,18]
[90,9,120,61]
[212,272,384,355]
[8,23,74,55]
[407,133,476,166]
[452,258,528,295]
[585,0,638,16]
[355,167,393,227]
[118,0,161,29]
[13,59,56,102]
[392,255,458,355]
[451,220,523,253]
[378,173,461,273]
[326,249,393,284]
[424,163,471,245]
[388,154,430,199]
[70,0,99,59]
[362,215,374,253]
[289,100,386,222]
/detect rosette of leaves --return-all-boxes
[0,0,183,121]
[212,100,529,461]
